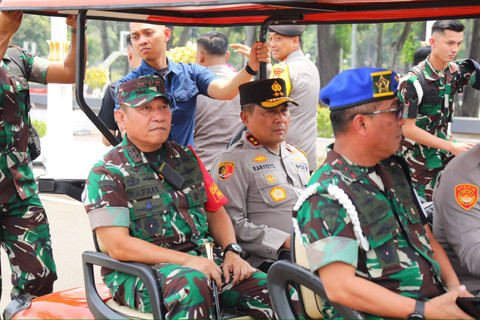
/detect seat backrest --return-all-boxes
[292,231,324,319]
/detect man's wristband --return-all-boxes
[70,24,87,34]
[245,63,258,76]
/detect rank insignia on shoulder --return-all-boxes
[218,161,235,180]
[266,174,276,183]
[455,184,478,210]
[246,134,262,147]
[270,187,286,202]
[254,154,267,162]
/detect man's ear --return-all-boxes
[164,27,172,42]
[351,114,369,136]
[225,51,230,63]
[196,49,205,64]
[240,110,250,126]
[114,109,127,131]
[428,36,435,47]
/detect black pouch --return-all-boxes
[28,122,41,160]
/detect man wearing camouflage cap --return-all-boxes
[82,75,276,319]
[269,24,320,171]
[295,68,472,319]
[212,78,309,273]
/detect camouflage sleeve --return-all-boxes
[458,59,480,89]
[297,193,359,272]
[398,74,419,119]
[29,56,50,84]
[82,162,130,231]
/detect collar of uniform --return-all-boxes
[121,136,147,167]
[325,144,376,182]
[242,131,263,148]
[283,48,304,63]
[424,57,457,81]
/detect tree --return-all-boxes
[99,21,111,60]
[459,18,480,117]
[375,24,383,67]
[316,24,340,92]
[390,22,412,70]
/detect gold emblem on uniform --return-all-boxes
[455,184,478,210]
[266,174,276,183]
[271,81,284,97]
[253,154,267,162]
[217,161,235,180]
[371,70,394,98]
[270,187,286,202]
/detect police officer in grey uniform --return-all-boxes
[212,78,309,273]
[269,24,320,171]
[433,143,480,296]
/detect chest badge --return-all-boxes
[266,174,276,183]
[217,161,235,180]
[455,184,478,210]
[270,187,286,202]
[254,154,267,162]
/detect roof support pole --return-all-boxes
[75,10,119,146]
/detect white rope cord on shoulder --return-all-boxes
[293,182,321,212]
[327,184,370,251]
[412,79,424,104]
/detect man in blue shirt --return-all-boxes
[116,23,270,147]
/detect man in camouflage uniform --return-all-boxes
[82,75,276,319]
[398,20,480,201]
[0,11,81,300]
[211,78,309,273]
[296,68,472,319]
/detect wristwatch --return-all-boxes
[223,243,243,256]
[407,300,425,319]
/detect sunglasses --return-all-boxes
[349,105,404,121]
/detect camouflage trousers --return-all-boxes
[105,263,277,319]
[0,194,57,300]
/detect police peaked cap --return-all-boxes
[239,78,298,109]
[320,68,399,110]
[269,24,306,37]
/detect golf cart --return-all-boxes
[1,0,480,319]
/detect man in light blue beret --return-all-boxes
[295,68,473,319]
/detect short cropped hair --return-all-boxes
[241,103,256,114]
[330,102,377,136]
[431,20,465,34]
[413,45,431,65]
[197,31,228,55]
[126,34,133,48]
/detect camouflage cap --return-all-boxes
[117,75,169,108]
[239,78,298,109]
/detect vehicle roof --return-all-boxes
[1,0,480,26]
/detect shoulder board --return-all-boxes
[245,134,262,148]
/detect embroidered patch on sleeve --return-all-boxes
[254,154,267,162]
[218,161,235,180]
[209,183,224,202]
[270,187,286,202]
[455,184,478,210]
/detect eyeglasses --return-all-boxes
[349,105,404,121]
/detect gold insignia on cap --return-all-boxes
[272,81,284,97]
[371,70,394,98]
[375,76,390,93]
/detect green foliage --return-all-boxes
[84,66,108,90]
[11,15,50,58]
[317,107,333,138]
[32,119,47,138]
